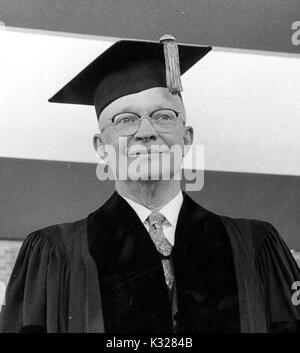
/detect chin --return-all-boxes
[133,164,175,181]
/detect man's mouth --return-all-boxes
[127,145,170,156]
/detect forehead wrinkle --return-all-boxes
[115,103,175,114]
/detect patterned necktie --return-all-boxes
[148,212,174,289]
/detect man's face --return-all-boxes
[94,87,193,181]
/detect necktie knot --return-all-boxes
[148,212,165,230]
[148,212,172,257]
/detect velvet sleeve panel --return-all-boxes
[253,220,300,331]
[0,226,66,333]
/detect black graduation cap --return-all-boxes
[49,35,212,118]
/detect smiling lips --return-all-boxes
[127,145,170,156]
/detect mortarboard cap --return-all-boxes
[49,36,212,118]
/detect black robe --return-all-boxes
[0,192,300,332]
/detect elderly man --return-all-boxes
[0,36,300,333]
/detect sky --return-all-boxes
[1,27,300,175]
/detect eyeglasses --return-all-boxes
[100,108,184,136]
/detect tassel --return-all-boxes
[159,34,183,95]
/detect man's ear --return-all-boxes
[183,126,194,157]
[93,133,108,163]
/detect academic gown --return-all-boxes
[0,192,300,333]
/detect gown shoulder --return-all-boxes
[0,219,87,333]
[251,220,300,330]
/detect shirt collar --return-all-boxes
[159,191,183,228]
[120,191,183,228]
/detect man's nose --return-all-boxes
[134,118,157,141]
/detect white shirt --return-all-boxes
[120,191,184,246]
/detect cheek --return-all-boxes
[102,130,120,149]
[104,133,131,161]
[161,130,185,148]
